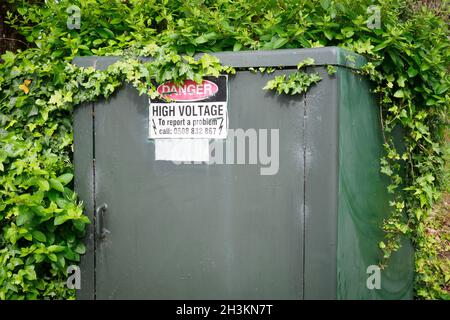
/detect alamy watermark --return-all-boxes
[66,5,81,30]
[64,3,382,33]
[173,128,280,176]
[366,265,381,290]
[367,5,381,30]
[67,265,81,290]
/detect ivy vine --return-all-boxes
[263,58,323,94]
[0,44,233,299]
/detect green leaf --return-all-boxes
[193,35,208,45]
[1,51,16,66]
[327,65,337,75]
[54,215,70,226]
[320,0,331,10]
[51,50,64,58]
[373,40,390,52]
[32,230,46,242]
[397,75,406,87]
[17,209,33,227]
[381,166,393,176]
[17,7,27,16]
[92,39,104,46]
[49,91,64,107]
[47,245,65,253]
[434,83,449,95]
[74,243,86,254]
[96,28,115,39]
[56,198,69,210]
[233,42,242,52]
[272,37,289,50]
[24,266,37,281]
[394,90,404,98]
[50,178,65,192]
[48,190,60,203]
[323,30,334,41]
[48,253,58,262]
[73,220,87,231]
[297,58,315,69]
[58,254,65,268]
[37,179,50,192]
[63,248,77,261]
[57,173,74,186]
[34,254,45,263]
[407,67,418,78]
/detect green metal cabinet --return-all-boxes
[73,47,413,300]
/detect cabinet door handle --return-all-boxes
[95,203,108,240]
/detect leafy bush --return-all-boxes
[0,0,449,299]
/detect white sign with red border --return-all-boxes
[149,76,228,139]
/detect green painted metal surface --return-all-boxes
[73,47,413,299]
[336,68,414,299]
[94,75,304,299]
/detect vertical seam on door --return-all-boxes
[335,69,341,299]
[92,101,97,300]
[302,92,307,299]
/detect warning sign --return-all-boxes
[149,76,228,139]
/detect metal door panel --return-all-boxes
[94,71,305,299]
